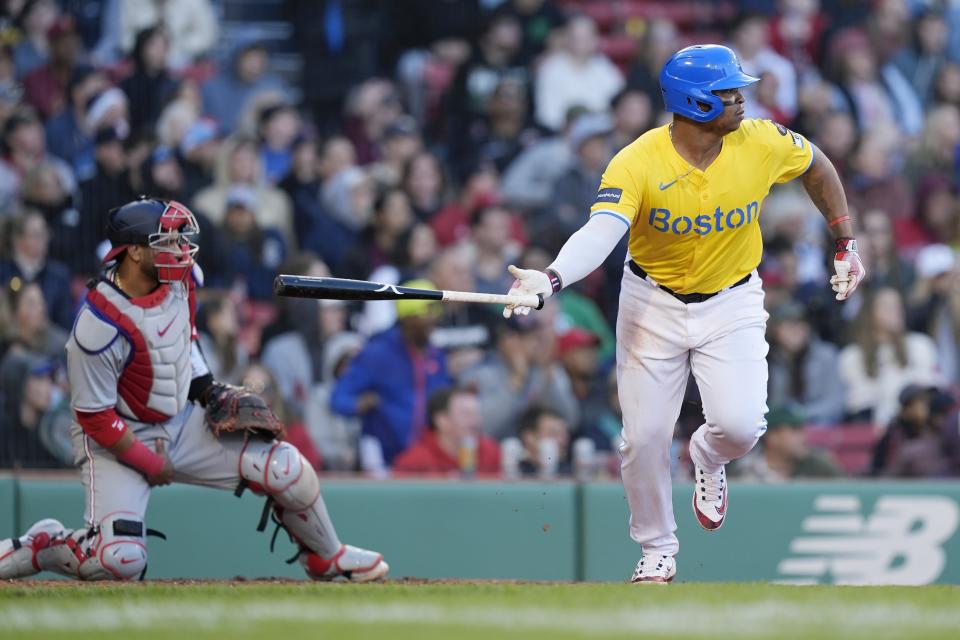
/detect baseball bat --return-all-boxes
[274,275,545,310]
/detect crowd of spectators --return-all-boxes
[1,0,959,482]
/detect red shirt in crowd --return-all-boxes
[393,430,501,474]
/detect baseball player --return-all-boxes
[504,45,864,583]
[0,197,388,582]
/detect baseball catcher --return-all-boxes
[0,197,388,582]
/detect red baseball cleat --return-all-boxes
[693,464,727,531]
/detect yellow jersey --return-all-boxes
[589,118,814,294]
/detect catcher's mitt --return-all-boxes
[204,382,286,441]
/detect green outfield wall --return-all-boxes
[2,476,959,584]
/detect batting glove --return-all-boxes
[503,265,558,318]
[830,237,866,301]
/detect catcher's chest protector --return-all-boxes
[85,280,193,422]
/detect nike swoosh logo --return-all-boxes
[157,312,179,337]
[716,486,727,516]
[120,557,138,565]
[659,168,695,191]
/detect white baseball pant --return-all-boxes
[616,263,769,557]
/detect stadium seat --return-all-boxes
[803,423,879,475]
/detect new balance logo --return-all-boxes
[776,495,960,585]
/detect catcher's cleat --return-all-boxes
[693,464,728,531]
[631,554,676,584]
[0,519,66,579]
[301,544,389,582]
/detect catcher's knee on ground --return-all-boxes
[2,512,148,581]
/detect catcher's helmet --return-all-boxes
[103,196,199,283]
[659,44,758,122]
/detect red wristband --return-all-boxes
[828,215,851,228]
[117,439,165,477]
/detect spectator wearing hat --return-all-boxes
[0,107,76,216]
[83,86,130,142]
[0,210,73,330]
[730,406,842,482]
[44,66,109,180]
[12,0,59,78]
[555,327,608,435]
[534,14,623,131]
[0,350,63,468]
[331,279,452,466]
[767,301,845,425]
[202,41,289,134]
[839,287,942,426]
[535,112,614,252]
[119,25,178,139]
[393,386,501,475]
[872,385,959,477]
[219,184,287,301]
[258,103,302,184]
[178,117,219,201]
[461,313,577,440]
[907,244,960,383]
[23,15,83,120]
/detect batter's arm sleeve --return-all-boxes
[547,213,629,289]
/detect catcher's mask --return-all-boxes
[103,197,199,284]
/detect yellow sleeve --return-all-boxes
[756,119,815,184]
[588,149,641,228]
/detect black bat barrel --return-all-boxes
[273,275,444,301]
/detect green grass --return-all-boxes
[2,581,959,640]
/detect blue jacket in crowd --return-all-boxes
[331,325,452,464]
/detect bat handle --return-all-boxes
[536,294,545,310]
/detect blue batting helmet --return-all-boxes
[659,44,758,122]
